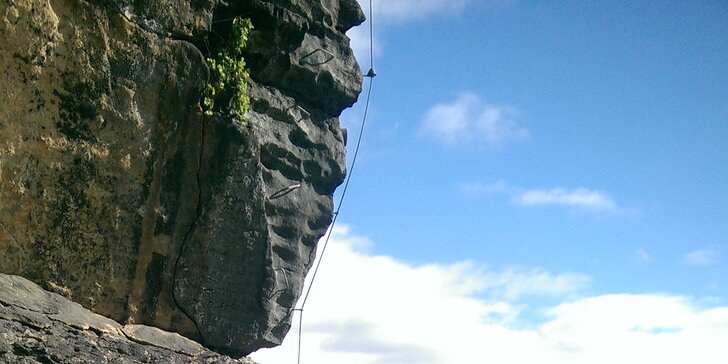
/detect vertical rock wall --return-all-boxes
[0,0,364,356]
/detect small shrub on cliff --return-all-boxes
[203,17,253,120]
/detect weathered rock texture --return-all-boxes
[0,0,364,356]
[0,273,258,363]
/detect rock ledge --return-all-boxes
[0,273,258,363]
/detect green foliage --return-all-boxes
[203,18,253,120]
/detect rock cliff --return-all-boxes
[0,0,364,357]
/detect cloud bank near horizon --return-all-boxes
[251,226,728,364]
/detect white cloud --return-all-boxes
[481,268,591,301]
[517,187,618,212]
[459,181,622,214]
[683,247,722,266]
[251,227,728,364]
[420,93,530,146]
[541,295,728,363]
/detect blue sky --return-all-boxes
[252,1,728,363]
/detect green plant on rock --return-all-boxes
[203,17,253,120]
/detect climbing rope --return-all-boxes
[294,0,376,362]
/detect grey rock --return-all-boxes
[240,0,365,115]
[0,273,257,363]
[121,325,205,357]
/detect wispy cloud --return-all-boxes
[367,0,470,23]
[346,23,382,70]
[634,248,652,262]
[251,227,728,364]
[683,247,722,266]
[518,187,618,212]
[349,1,517,68]
[481,268,592,301]
[459,181,622,213]
[420,93,530,146]
[349,0,471,67]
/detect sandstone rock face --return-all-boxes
[0,0,364,356]
[0,273,258,363]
